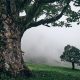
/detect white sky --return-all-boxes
[21,2,80,67]
[21,25,80,67]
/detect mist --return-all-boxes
[21,24,80,68]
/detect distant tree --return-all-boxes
[60,45,80,70]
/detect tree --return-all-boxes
[0,0,80,76]
[60,45,80,70]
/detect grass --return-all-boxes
[28,64,80,80]
[1,63,80,80]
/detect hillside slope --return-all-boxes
[28,64,80,80]
[1,64,80,80]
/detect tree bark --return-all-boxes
[0,53,5,73]
[72,62,75,70]
[0,14,31,77]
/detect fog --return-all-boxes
[21,24,80,68]
[19,1,80,68]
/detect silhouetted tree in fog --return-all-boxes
[60,45,80,70]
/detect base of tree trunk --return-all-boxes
[18,68,32,77]
[0,65,32,78]
[17,65,32,77]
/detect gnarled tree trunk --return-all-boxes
[0,14,31,77]
[0,0,31,77]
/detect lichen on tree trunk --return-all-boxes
[0,14,31,77]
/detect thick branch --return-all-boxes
[23,0,42,26]
[28,0,71,27]
[23,0,61,26]
[20,0,71,35]
[20,0,60,9]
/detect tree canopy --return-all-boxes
[0,0,80,31]
[18,0,80,28]
[60,45,80,69]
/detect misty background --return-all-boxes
[21,2,80,69]
[21,24,80,69]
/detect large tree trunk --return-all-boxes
[0,14,31,77]
[72,62,75,70]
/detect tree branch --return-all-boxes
[23,0,42,26]
[28,0,71,27]
[23,0,62,25]
[19,0,59,12]
[38,0,60,4]
[20,0,32,9]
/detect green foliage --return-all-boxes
[74,0,80,6]
[0,0,80,30]
[60,45,80,66]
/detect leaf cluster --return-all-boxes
[60,45,80,64]
[0,0,80,32]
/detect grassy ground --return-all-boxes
[1,64,80,80]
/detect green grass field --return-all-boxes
[1,64,80,80]
[27,64,80,80]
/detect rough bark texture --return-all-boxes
[0,15,6,73]
[0,0,31,77]
[0,14,31,77]
[0,53,5,72]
